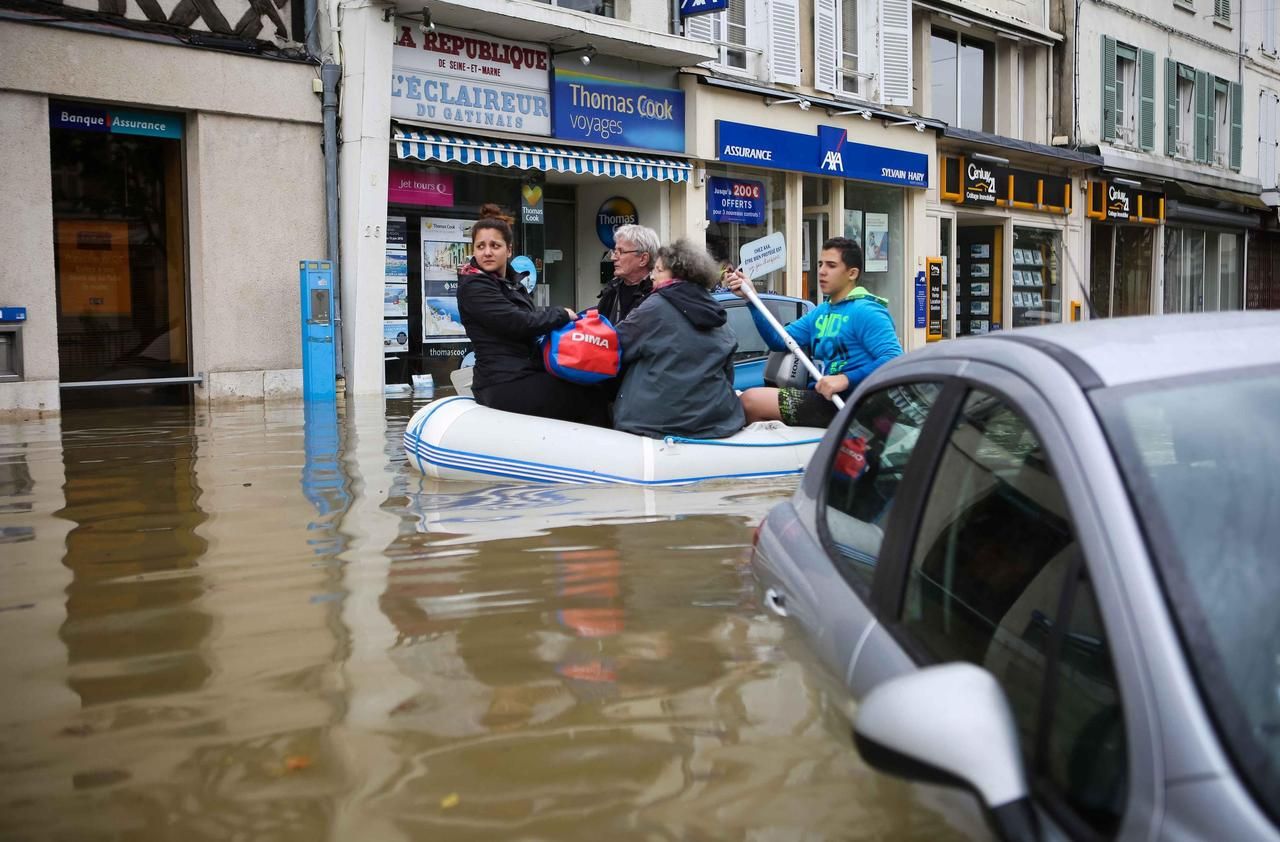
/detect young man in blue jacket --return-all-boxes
[727,236,902,427]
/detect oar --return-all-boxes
[738,281,844,410]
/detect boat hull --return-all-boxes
[403,397,824,485]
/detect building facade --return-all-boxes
[0,0,329,415]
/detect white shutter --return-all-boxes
[1263,92,1279,189]
[684,10,715,44]
[767,0,802,85]
[1264,0,1277,53]
[815,0,839,94]
[879,0,913,105]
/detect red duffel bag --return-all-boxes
[541,309,621,385]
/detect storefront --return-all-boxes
[935,151,1091,336]
[382,23,692,386]
[1086,179,1164,318]
[706,115,930,342]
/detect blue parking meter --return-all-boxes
[299,260,336,401]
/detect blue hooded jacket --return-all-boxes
[750,287,903,396]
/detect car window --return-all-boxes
[1046,569,1127,837]
[724,300,807,362]
[724,303,769,360]
[899,389,1127,836]
[821,382,941,590]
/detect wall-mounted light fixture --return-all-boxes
[970,151,1010,166]
[831,108,874,120]
[765,96,810,111]
[1111,176,1143,187]
[386,5,435,30]
[885,118,927,132]
[553,44,597,66]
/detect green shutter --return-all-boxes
[1102,36,1117,142]
[1195,69,1211,162]
[1231,80,1244,170]
[1166,59,1179,155]
[1139,49,1156,150]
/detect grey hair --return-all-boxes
[657,239,719,290]
[612,224,659,267]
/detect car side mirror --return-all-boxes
[853,663,1041,842]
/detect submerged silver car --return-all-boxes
[750,311,1280,842]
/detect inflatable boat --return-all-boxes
[403,396,823,485]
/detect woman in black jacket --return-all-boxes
[457,205,610,426]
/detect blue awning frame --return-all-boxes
[393,127,692,183]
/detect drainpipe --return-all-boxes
[670,0,681,35]
[304,0,319,57]
[322,61,345,378]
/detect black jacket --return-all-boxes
[596,275,653,324]
[456,258,572,391]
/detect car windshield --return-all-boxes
[1094,368,1280,817]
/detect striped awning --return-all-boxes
[393,128,691,183]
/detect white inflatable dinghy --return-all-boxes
[403,396,823,485]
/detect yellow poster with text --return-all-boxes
[57,220,132,316]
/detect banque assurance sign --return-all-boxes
[391,24,552,137]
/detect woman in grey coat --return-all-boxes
[612,239,746,439]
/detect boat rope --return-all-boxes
[662,436,823,447]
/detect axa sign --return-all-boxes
[818,126,848,175]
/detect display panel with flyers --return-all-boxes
[421,217,474,343]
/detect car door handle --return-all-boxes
[764,587,788,617]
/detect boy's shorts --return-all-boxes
[778,387,840,428]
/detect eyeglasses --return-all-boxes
[610,248,642,257]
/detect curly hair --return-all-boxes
[657,239,719,290]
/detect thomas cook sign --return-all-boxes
[391,24,551,136]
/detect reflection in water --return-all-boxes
[56,408,212,705]
[0,397,980,841]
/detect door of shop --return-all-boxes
[956,223,1003,336]
[544,198,576,310]
[50,106,192,404]
[803,212,829,304]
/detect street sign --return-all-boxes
[681,0,728,17]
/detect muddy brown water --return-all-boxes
[0,397,982,840]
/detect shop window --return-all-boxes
[1012,228,1062,328]
[50,104,189,388]
[929,28,994,133]
[1164,228,1242,313]
[1090,225,1155,319]
[705,166,787,292]
[531,0,614,16]
[845,182,906,341]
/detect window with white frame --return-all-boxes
[1176,68,1195,158]
[685,0,777,78]
[1214,0,1231,24]
[839,0,860,95]
[930,27,994,132]
[1115,45,1138,145]
[531,0,614,15]
[1213,78,1230,166]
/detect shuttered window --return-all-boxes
[814,0,839,93]
[1264,0,1278,54]
[1101,36,1117,141]
[840,0,860,95]
[685,0,752,73]
[880,0,913,105]
[1195,69,1211,163]
[768,0,801,85]
[1139,49,1156,150]
[1258,91,1278,188]
[1230,80,1243,171]
[1214,0,1231,24]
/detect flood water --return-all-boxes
[0,397,982,841]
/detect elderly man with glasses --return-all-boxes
[597,224,659,324]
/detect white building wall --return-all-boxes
[0,22,325,414]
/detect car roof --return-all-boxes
[914,311,1280,389]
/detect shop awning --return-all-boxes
[393,128,692,183]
